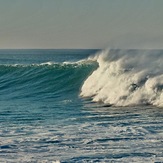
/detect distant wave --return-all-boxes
[80,49,163,107]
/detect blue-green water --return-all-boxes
[0,49,162,162]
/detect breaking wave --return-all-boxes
[80,49,163,107]
[1,49,163,107]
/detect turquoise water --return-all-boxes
[0,49,162,162]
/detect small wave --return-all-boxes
[80,49,163,107]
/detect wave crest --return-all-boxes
[80,49,163,107]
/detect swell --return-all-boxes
[0,62,97,100]
[80,49,163,107]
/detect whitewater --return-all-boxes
[81,49,163,107]
[0,49,162,162]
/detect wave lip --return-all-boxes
[80,49,163,107]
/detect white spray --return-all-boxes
[80,49,163,107]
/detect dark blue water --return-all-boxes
[0,49,162,162]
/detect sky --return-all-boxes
[0,0,163,49]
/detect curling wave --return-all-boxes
[80,49,163,107]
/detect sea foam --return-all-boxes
[80,49,163,107]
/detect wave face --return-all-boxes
[80,49,163,107]
[0,61,97,101]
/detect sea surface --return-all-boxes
[0,49,162,163]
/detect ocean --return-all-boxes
[0,49,162,163]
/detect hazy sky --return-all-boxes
[0,0,163,49]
